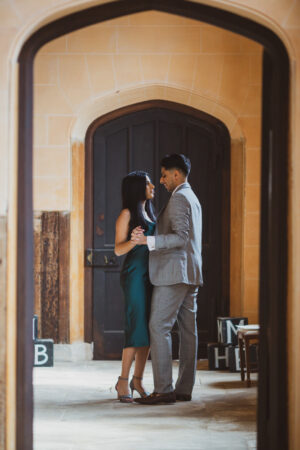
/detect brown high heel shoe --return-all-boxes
[129,375,149,398]
[115,376,133,403]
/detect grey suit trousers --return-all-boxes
[149,283,199,394]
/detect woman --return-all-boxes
[114,171,156,403]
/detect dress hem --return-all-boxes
[123,343,150,349]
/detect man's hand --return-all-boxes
[131,226,147,245]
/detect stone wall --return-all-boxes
[0,216,7,450]
[33,11,263,324]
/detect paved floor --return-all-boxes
[33,360,257,450]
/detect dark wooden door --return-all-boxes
[90,105,230,359]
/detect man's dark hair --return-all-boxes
[160,154,191,177]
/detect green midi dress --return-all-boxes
[120,220,155,348]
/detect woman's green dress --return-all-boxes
[120,220,155,348]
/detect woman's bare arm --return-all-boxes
[114,209,143,256]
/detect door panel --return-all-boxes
[132,121,155,174]
[91,107,230,359]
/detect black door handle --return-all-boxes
[85,249,119,268]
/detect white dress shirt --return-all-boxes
[147,182,186,251]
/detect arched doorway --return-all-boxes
[84,101,230,360]
[16,1,289,449]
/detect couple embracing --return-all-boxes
[114,154,203,405]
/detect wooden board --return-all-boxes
[34,212,70,343]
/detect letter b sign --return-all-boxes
[34,339,54,367]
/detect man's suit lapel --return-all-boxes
[156,183,191,222]
[157,204,167,219]
[157,198,170,219]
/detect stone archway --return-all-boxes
[13,2,290,449]
[69,87,245,346]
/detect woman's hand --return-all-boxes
[131,226,147,245]
[130,226,144,242]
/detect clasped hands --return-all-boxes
[130,226,147,245]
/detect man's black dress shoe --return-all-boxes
[134,391,176,404]
[175,392,192,401]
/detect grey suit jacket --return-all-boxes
[149,182,203,286]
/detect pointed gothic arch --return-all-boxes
[16,2,289,449]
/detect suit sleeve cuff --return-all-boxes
[147,236,156,251]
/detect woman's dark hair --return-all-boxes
[122,171,156,238]
[161,153,191,176]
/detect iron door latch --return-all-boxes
[85,249,118,267]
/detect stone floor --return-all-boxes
[33,360,257,450]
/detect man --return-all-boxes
[132,153,203,404]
